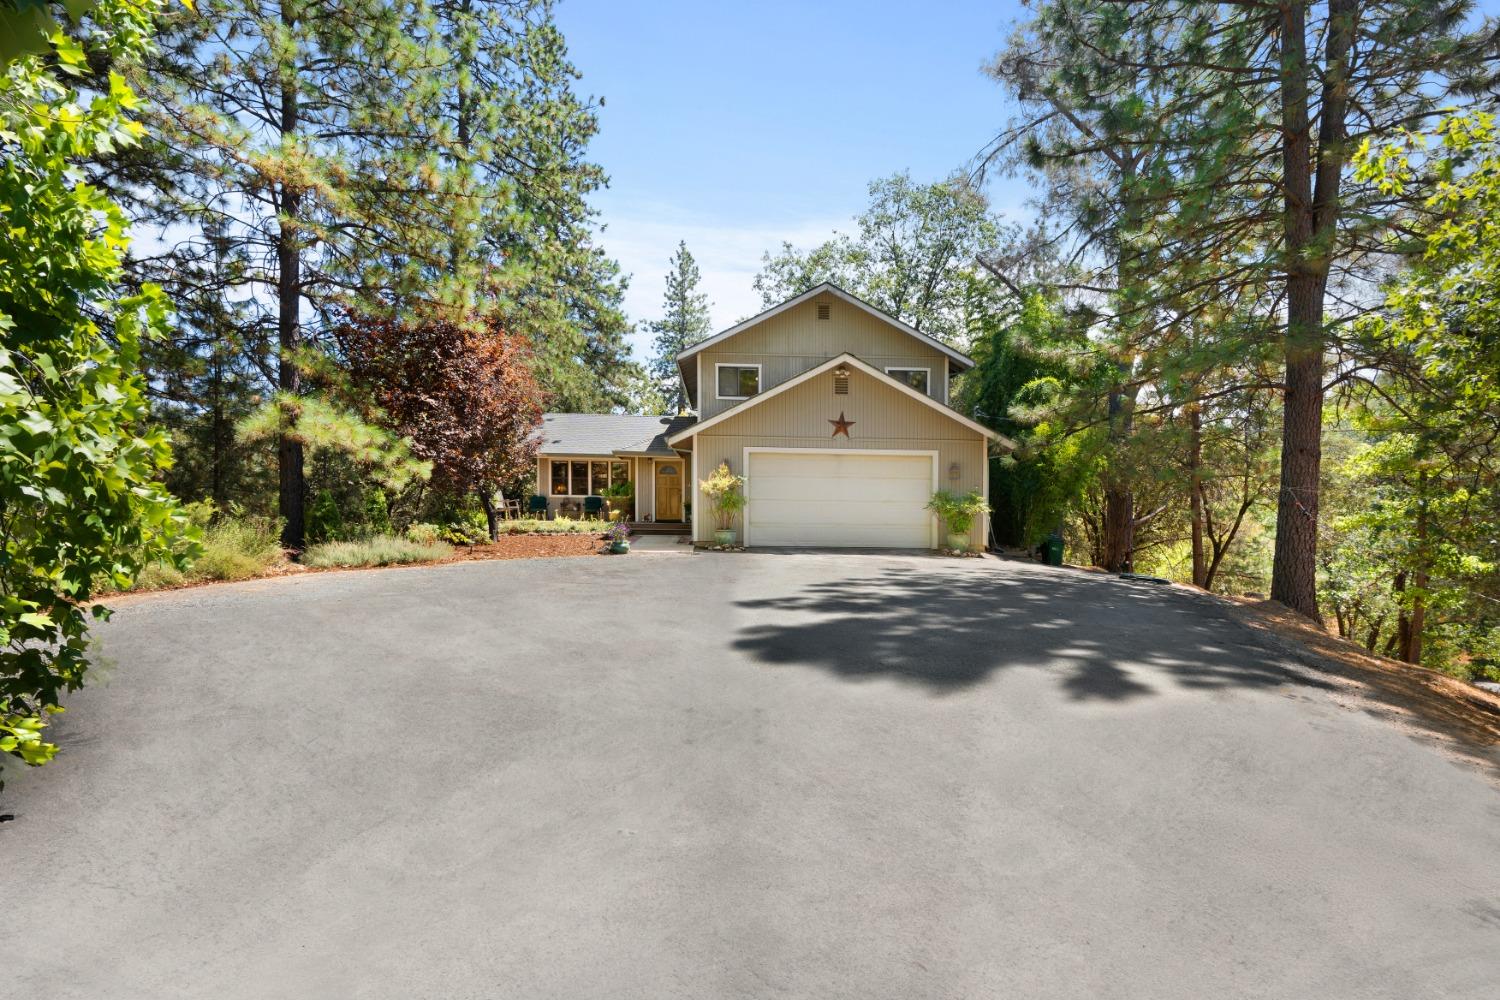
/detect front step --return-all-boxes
[628,521,690,535]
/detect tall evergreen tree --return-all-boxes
[104,0,642,540]
[647,241,712,413]
[989,0,1497,616]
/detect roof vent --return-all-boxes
[833,365,849,395]
[817,302,831,320]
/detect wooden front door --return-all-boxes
[655,461,683,521]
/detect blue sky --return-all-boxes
[556,0,1500,358]
[553,0,1032,353]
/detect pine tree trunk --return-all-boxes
[1100,377,1135,572]
[1398,472,1428,664]
[1189,403,1206,587]
[1272,325,1323,618]
[210,351,228,512]
[1101,485,1133,572]
[276,6,305,551]
[1269,0,1355,621]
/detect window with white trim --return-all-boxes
[715,364,760,400]
[886,367,930,394]
[549,459,631,496]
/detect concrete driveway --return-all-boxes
[5,552,1499,998]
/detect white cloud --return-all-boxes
[598,203,851,360]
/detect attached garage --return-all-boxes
[744,449,937,548]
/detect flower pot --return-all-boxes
[714,529,737,546]
[610,539,630,554]
[946,532,970,552]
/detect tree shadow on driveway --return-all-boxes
[732,563,1334,701]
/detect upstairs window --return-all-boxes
[886,367,930,395]
[715,364,761,400]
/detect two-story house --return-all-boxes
[533,283,1010,549]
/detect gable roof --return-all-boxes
[666,353,1013,450]
[536,413,695,457]
[676,282,975,373]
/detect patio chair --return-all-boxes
[493,490,523,521]
[528,495,549,519]
[582,496,606,521]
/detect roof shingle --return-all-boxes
[536,413,695,457]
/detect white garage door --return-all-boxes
[745,451,935,548]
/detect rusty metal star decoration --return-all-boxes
[829,411,855,438]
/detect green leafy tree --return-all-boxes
[648,241,713,412]
[995,0,1496,617]
[1320,109,1500,672]
[754,172,1003,346]
[1,1,191,785]
[959,284,1100,547]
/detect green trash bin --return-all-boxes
[1042,532,1065,567]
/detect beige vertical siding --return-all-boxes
[636,457,655,519]
[689,364,988,548]
[695,292,951,419]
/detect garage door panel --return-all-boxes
[746,451,935,548]
[747,515,924,548]
[751,477,931,504]
[750,500,931,527]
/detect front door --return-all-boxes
[655,462,683,521]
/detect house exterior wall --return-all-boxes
[689,364,987,548]
[536,455,634,518]
[694,293,950,419]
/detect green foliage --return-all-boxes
[237,393,431,496]
[405,523,443,545]
[302,536,452,568]
[1,2,193,786]
[648,241,713,412]
[127,501,283,589]
[498,517,607,536]
[755,172,1004,345]
[188,513,282,583]
[306,490,347,546]
[700,463,747,532]
[363,489,393,537]
[926,490,993,537]
[960,286,1103,546]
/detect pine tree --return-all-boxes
[648,241,713,413]
[989,0,1498,616]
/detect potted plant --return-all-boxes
[602,479,634,521]
[700,462,747,546]
[606,521,631,554]
[925,490,992,553]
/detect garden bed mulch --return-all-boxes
[444,533,602,562]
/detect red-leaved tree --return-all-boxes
[341,312,545,539]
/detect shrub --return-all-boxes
[406,522,443,545]
[302,535,452,568]
[124,504,284,591]
[363,489,393,536]
[193,515,284,581]
[440,521,488,545]
[926,490,992,537]
[700,462,746,532]
[499,517,607,535]
[307,489,346,543]
[132,562,187,591]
